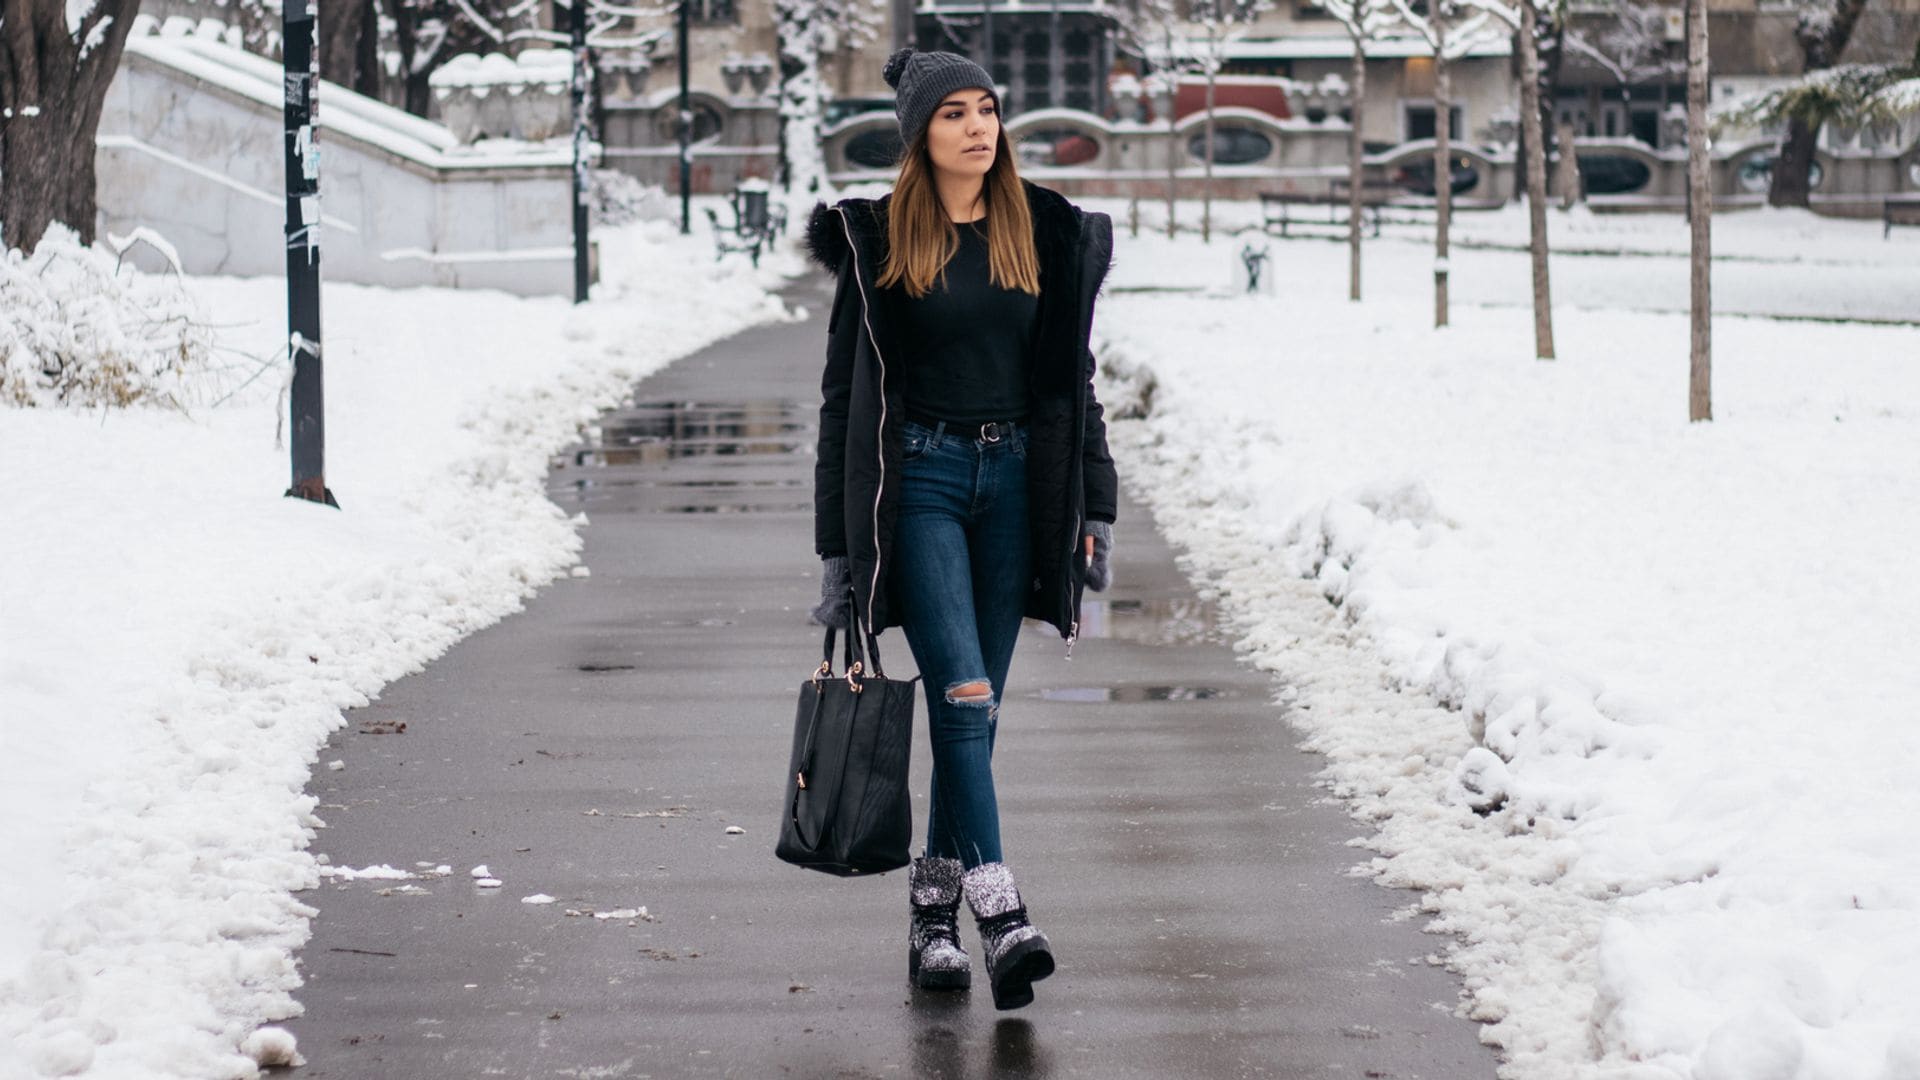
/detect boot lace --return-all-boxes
[913,901,964,951]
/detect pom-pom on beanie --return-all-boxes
[883,48,998,148]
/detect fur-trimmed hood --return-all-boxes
[803,180,1110,289]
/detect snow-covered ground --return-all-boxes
[0,220,795,1078]
[1090,199,1920,1079]
[1125,200,1920,323]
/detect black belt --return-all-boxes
[905,410,1025,444]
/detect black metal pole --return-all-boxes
[283,0,336,508]
[678,0,691,235]
[982,0,994,85]
[568,0,590,303]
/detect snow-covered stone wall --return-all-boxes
[94,17,587,297]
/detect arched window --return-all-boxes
[1577,155,1652,195]
[1392,154,1480,196]
[1736,153,1823,194]
[844,127,904,170]
[1186,126,1272,166]
[1017,128,1102,168]
[655,101,725,144]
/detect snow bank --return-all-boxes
[1095,209,1920,1079]
[0,221,796,1078]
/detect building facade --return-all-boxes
[123,0,1920,210]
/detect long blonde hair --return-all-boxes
[877,124,1041,299]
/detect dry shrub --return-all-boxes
[1,225,216,410]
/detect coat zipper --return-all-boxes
[837,209,890,632]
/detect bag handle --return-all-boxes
[818,588,888,682]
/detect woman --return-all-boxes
[803,47,1118,1012]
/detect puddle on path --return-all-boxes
[1075,597,1221,646]
[557,400,813,468]
[551,400,815,512]
[1032,684,1237,703]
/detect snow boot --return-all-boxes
[908,856,972,991]
[961,862,1054,1010]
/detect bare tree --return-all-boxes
[1184,0,1270,243]
[1564,0,1684,142]
[1452,0,1554,355]
[1,0,142,254]
[1111,0,1196,238]
[1515,0,1552,359]
[1320,0,1395,301]
[1390,0,1505,328]
[1686,0,1709,421]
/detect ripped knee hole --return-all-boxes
[944,680,994,707]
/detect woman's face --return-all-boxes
[924,89,999,185]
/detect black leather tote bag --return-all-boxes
[774,601,918,876]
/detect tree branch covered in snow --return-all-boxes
[1389,0,1508,59]
[1713,60,1918,131]
[774,0,881,201]
[1320,0,1400,44]
[0,227,217,410]
[1579,0,1685,89]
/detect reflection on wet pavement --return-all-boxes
[549,400,815,512]
[1076,596,1220,646]
[1033,685,1234,703]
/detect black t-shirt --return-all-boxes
[897,222,1039,425]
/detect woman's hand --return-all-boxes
[1083,522,1113,592]
[810,556,852,628]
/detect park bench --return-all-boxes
[1884,197,1920,239]
[1259,186,1386,238]
[704,207,766,266]
[704,184,787,267]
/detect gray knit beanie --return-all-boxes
[884,48,998,148]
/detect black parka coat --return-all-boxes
[804,181,1118,645]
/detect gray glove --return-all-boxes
[809,555,852,628]
[1085,521,1113,592]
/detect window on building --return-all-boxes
[1018,128,1102,167]
[1187,126,1274,165]
[688,0,736,25]
[845,127,904,169]
[1404,103,1462,142]
[656,101,726,144]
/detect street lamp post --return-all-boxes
[678,0,692,234]
[566,0,590,303]
[982,0,994,85]
[282,0,337,508]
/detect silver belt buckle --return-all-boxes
[981,422,1002,444]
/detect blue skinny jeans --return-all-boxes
[889,419,1031,869]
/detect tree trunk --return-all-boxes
[1202,53,1216,244]
[1687,0,1711,422]
[1433,14,1451,329]
[1165,30,1178,239]
[1,0,141,253]
[1767,115,1819,208]
[319,0,369,91]
[1518,0,1554,360]
[1347,31,1365,302]
[387,0,422,115]
[1768,0,1870,208]
[355,0,382,100]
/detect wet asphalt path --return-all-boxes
[286,272,1500,1079]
